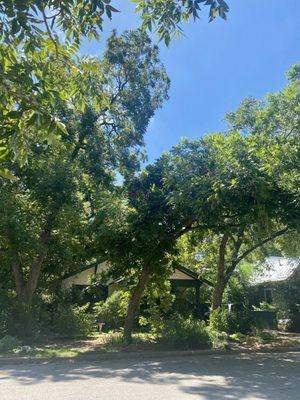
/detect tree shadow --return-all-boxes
[1,352,299,399]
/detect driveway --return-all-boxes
[0,352,299,399]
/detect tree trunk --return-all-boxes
[11,262,27,303]
[11,222,52,306]
[12,250,49,306]
[211,233,229,311]
[212,277,227,310]
[123,265,151,344]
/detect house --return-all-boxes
[62,262,213,316]
[249,257,300,331]
[250,256,300,306]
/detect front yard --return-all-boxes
[1,331,300,361]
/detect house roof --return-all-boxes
[62,261,106,280]
[110,265,200,285]
[110,265,213,286]
[62,262,213,287]
[251,256,300,285]
[176,265,199,280]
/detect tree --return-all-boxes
[176,63,300,310]
[0,30,170,308]
[95,64,299,342]
[0,0,228,175]
[1,1,229,46]
[166,133,299,310]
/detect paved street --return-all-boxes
[0,352,299,400]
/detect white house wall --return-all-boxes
[62,262,109,289]
[62,265,194,292]
[169,269,194,280]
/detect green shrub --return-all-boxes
[209,308,229,333]
[286,307,300,333]
[13,345,35,355]
[252,328,278,341]
[104,331,157,348]
[209,308,251,334]
[252,302,278,312]
[93,290,130,331]
[54,304,94,338]
[105,331,124,346]
[0,290,53,339]
[229,332,247,342]
[0,335,22,353]
[0,309,10,338]
[226,311,251,334]
[206,328,228,349]
[160,317,211,349]
[140,279,175,333]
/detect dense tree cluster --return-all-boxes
[0,1,299,343]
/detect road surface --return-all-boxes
[0,352,299,399]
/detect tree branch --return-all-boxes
[235,227,289,266]
[42,9,59,56]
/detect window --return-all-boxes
[263,288,273,304]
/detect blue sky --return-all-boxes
[81,0,300,164]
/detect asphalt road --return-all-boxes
[0,352,299,400]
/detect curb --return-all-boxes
[1,346,300,366]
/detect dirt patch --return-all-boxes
[229,332,300,352]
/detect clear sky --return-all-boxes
[81,0,300,164]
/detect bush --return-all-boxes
[209,308,229,333]
[226,311,252,334]
[160,317,211,349]
[286,306,300,333]
[0,335,22,353]
[0,290,53,339]
[209,308,251,335]
[252,328,278,341]
[0,309,11,338]
[252,302,277,312]
[54,304,94,338]
[206,328,228,349]
[0,291,35,338]
[13,345,35,355]
[229,332,247,342]
[138,278,175,334]
[93,290,129,331]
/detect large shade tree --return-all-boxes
[0,30,170,307]
[94,64,300,342]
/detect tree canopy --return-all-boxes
[93,64,300,341]
[1,1,229,46]
[0,0,230,176]
[0,29,170,306]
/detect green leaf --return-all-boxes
[0,168,18,181]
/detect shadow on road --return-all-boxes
[1,352,299,399]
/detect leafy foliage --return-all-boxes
[0,0,227,175]
[209,308,251,335]
[53,304,94,338]
[0,1,229,47]
[139,278,175,333]
[206,327,228,349]
[134,0,229,45]
[0,335,22,353]
[160,317,211,349]
[0,29,169,175]
[95,64,299,342]
[93,290,130,331]
[0,30,169,319]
